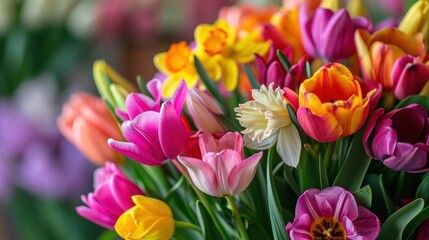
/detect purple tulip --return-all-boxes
[255,45,307,91]
[417,218,429,240]
[108,81,188,166]
[363,104,429,172]
[76,162,144,229]
[178,132,263,197]
[286,186,380,239]
[391,55,429,100]
[300,8,372,61]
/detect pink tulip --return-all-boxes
[391,55,429,99]
[178,132,262,197]
[186,88,227,133]
[116,79,162,121]
[57,92,123,166]
[108,81,188,166]
[76,162,144,229]
[286,186,380,239]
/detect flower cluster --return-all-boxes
[59,0,429,239]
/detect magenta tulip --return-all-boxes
[286,186,380,239]
[178,132,262,197]
[116,79,162,121]
[363,104,429,172]
[108,81,188,166]
[391,55,429,100]
[300,7,371,61]
[255,45,307,90]
[76,162,144,229]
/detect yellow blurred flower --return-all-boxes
[115,195,175,240]
[399,0,429,46]
[194,20,270,91]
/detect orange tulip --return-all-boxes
[354,28,426,90]
[58,92,123,166]
[297,63,376,142]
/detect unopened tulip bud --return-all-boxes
[399,0,429,46]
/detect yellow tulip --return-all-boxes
[115,196,174,240]
[399,0,429,46]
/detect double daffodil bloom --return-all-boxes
[194,20,270,91]
[235,83,301,167]
[115,195,175,240]
[297,63,376,142]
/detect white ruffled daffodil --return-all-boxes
[235,83,301,167]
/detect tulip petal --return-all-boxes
[228,151,262,195]
[73,117,116,166]
[108,140,163,166]
[171,80,188,115]
[363,108,385,157]
[204,150,242,195]
[159,102,186,159]
[352,206,381,239]
[110,175,143,211]
[76,206,115,229]
[178,156,219,196]
[297,107,342,142]
[393,61,429,99]
[277,125,301,167]
[383,142,427,171]
[219,132,243,155]
[372,119,397,159]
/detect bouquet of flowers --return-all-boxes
[58,0,429,239]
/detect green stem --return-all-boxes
[175,221,202,233]
[225,196,249,240]
[323,141,336,168]
[176,161,230,239]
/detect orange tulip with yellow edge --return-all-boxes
[194,20,270,92]
[354,28,426,90]
[115,195,175,240]
[268,8,307,63]
[297,63,376,142]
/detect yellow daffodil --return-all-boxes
[194,20,270,91]
[115,195,174,240]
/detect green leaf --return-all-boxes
[333,129,371,192]
[97,231,120,240]
[379,198,424,240]
[394,95,429,112]
[403,205,429,240]
[195,201,223,240]
[353,185,372,209]
[305,61,311,78]
[243,63,260,89]
[267,147,289,240]
[379,174,396,217]
[319,154,329,189]
[194,56,226,111]
[276,50,292,73]
[136,76,149,95]
[416,175,429,205]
